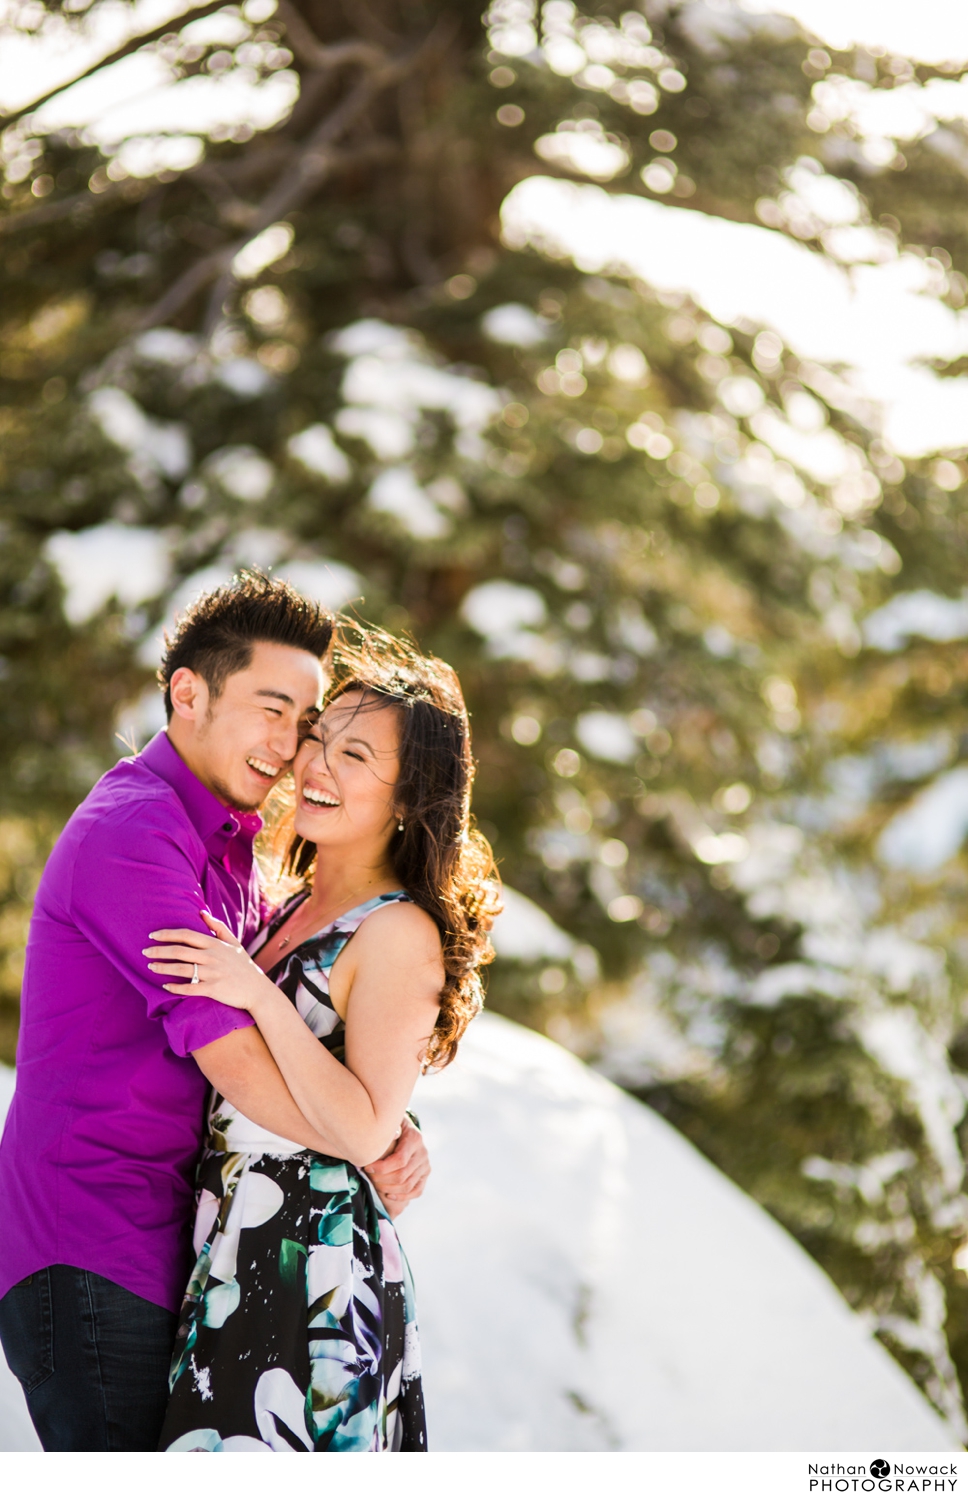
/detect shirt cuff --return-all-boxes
[163,998,256,1058]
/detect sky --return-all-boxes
[3,1,968,456]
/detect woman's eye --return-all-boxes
[344,750,364,762]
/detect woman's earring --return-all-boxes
[397,820,404,832]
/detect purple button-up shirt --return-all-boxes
[0,731,260,1313]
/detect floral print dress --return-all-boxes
[158,891,427,1453]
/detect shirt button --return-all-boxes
[222,820,234,833]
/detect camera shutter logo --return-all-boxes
[870,1460,890,1479]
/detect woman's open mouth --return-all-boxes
[302,786,340,810]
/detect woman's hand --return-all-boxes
[144,912,280,1016]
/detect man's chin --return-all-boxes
[209,773,275,814]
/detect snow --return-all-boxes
[45,523,171,625]
[535,125,630,182]
[461,580,547,637]
[333,319,502,466]
[878,767,968,873]
[134,328,201,366]
[286,424,352,485]
[367,467,451,541]
[89,386,191,479]
[748,960,851,1008]
[864,590,968,652]
[32,55,299,155]
[460,580,559,666]
[857,1006,965,1195]
[610,601,658,655]
[575,711,637,764]
[204,445,275,503]
[335,405,413,461]
[481,303,551,348]
[1,1015,957,1452]
[329,320,416,360]
[491,886,578,964]
[213,358,274,399]
[232,223,294,282]
[503,178,968,456]
[738,0,968,64]
[403,1013,957,1451]
[114,684,167,750]
[278,561,362,613]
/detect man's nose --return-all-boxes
[268,717,301,762]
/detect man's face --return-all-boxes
[170,641,325,811]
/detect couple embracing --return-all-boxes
[0,571,499,1452]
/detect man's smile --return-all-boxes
[246,756,282,781]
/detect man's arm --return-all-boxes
[69,803,257,1059]
[197,1030,430,1210]
[67,803,429,1192]
[362,1115,431,1217]
[192,1027,344,1155]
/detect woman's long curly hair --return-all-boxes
[265,622,501,1069]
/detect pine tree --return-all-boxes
[4,0,968,1426]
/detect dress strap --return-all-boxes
[315,890,412,977]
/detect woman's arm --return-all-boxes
[145,906,443,1167]
[191,1025,346,1157]
[257,903,443,1164]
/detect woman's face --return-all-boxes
[293,688,402,855]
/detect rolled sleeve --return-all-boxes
[69,801,256,1058]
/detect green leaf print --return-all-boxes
[279,1238,307,1287]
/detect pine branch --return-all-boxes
[0,0,230,129]
[139,136,397,330]
[274,1,385,73]
[138,16,456,331]
[0,183,128,235]
[334,0,402,49]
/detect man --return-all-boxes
[0,572,429,1452]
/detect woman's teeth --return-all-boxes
[303,788,340,808]
[247,757,279,778]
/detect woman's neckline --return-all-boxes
[264,888,409,965]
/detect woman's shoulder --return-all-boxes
[354,896,443,965]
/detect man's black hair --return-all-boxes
[157,570,334,717]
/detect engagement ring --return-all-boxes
[191,963,199,985]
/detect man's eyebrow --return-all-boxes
[255,689,296,707]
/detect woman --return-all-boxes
[144,628,499,1452]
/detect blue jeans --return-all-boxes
[0,1265,177,1451]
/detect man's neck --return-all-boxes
[163,724,237,810]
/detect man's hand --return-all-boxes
[363,1115,430,1218]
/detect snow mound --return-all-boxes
[404,1014,956,1451]
[0,1020,957,1451]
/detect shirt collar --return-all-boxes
[139,731,263,850]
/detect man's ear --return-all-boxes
[169,667,209,724]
